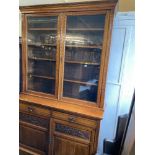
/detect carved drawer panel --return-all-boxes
[52,111,97,128]
[55,123,91,140]
[20,102,50,118]
[20,112,49,128]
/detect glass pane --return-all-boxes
[27,16,57,94]
[28,16,57,28]
[64,82,98,102]
[63,14,105,103]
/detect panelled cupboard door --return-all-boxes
[53,136,89,155]
[51,119,95,155]
[19,123,49,155]
[25,15,59,96]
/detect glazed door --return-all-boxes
[61,13,107,105]
[24,15,59,96]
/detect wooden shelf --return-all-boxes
[64,79,97,86]
[67,28,104,31]
[28,57,56,62]
[65,44,102,49]
[28,28,103,31]
[29,74,55,80]
[65,60,100,66]
[28,57,99,65]
[28,43,56,47]
[28,43,101,49]
[29,28,57,31]
[29,74,97,86]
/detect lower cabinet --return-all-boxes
[19,103,99,155]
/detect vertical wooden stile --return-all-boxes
[100,11,114,108]
[58,14,67,100]
[55,15,61,98]
[22,14,27,92]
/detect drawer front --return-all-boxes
[52,111,97,128]
[55,122,90,140]
[52,119,94,143]
[20,102,50,118]
[20,113,49,129]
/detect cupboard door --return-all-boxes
[63,14,106,103]
[51,119,95,155]
[20,124,48,154]
[53,136,89,155]
[26,15,58,95]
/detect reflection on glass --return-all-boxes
[64,63,100,83]
[28,46,56,60]
[65,47,101,63]
[27,16,57,94]
[63,14,105,102]
[63,82,98,102]
[28,76,55,94]
[28,60,56,77]
[27,31,57,45]
[66,31,103,46]
[66,15,105,29]
[65,15,105,47]
[28,16,57,28]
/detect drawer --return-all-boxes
[20,112,49,129]
[20,102,50,118]
[52,119,92,143]
[52,111,97,128]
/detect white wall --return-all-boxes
[97,12,135,155]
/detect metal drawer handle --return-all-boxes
[27,106,34,112]
[68,116,76,123]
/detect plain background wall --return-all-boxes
[96,12,135,154]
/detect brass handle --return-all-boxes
[27,106,34,112]
[68,116,76,123]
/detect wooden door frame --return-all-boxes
[58,10,114,108]
[21,13,61,99]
